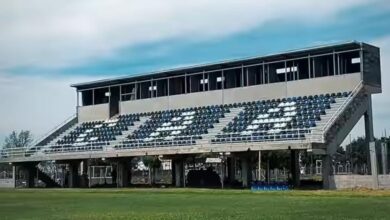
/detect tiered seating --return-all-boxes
[43,91,350,153]
[211,92,350,144]
[116,105,230,149]
[46,114,140,153]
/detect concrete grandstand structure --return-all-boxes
[0,41,383,189]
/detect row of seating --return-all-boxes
[56,115,140,145]
[41,92,349,153]
[122,106,229,148]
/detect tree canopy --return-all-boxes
[3,130,33,149]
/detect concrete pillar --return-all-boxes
[241,158,249,187]
[322,155,332,189]
[81,160,88,175]
[117,160,130,187]
[12,166,16,188]
[68,162,79,188]
[24,166,36,188]
[227,156,236,183]
[364,96,375,173]
[381,142,388,174]
[173,159,184,187]
[79,160,89,188]
[258,151,262,181]
[369,142,379,189]
[240,155,252,188]
[290,150,300,187]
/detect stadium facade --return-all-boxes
[0,41,383,189]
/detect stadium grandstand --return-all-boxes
[0,41,384,189]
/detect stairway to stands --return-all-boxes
[109,116,150,149]
[37,168,61,187]
[198,107,244,145]
[47,122,80,146]
[324,90,368,145]
[307,97,348,142]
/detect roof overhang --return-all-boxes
[71,41,366,90]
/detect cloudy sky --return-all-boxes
[0,0,390,145]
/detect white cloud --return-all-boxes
[0,0,389,146]
[0,0,372,70]
[0,72,107,142]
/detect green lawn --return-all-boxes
[0,188,390,220]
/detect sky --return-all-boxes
[0,0,390,145]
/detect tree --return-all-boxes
[3,130,33,149]
[142,156,162,185]
[1,130,33,157]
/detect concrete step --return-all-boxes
[109,116,150,147]
[46,122,80,147]
[198,107,244,144]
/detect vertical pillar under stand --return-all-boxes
[322,155,332,189]
[381,142,388,174]
[173,159,184,187]
[290,150,300,188]
[68,162,79,188]
[117,160,131,187]
[240,156,252,188]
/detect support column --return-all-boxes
[258,151,262,181]
[381,142,388,174]
[117,159,131,187]
[227,156,236,184]
[364,96,375,172]
[68,162,79,188]
[80,160,89,188]
[369,142,379,189]
[25,166,36,188]
[240,155,252,188]
[290,150,300,187]
[241,158,249,187]
[12,166,16,188]
[173,159,184,187]
[322,154,332,189]
[364,97,378,189]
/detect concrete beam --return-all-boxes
[0,141,312,164]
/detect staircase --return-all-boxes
[307,97,349,142]
[108,116,150,148]
[198,107,244,145]
[307,82,365,144]
[37,169,61,187]
[47,122,80,146]
[35,115,78,147]
[325,91,368,146]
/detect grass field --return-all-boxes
[1,189,390,220]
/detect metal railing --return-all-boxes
[208,128,311,144]
[320,81,363,142]
[30,113,77,147]
[0,128,316,159]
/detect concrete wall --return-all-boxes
[78,103,109,122]
[329,175,390,189]
[0,179,14,188]
[120,73,361,114]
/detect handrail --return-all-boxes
[320,81,364,142]
[30,113,77,147]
